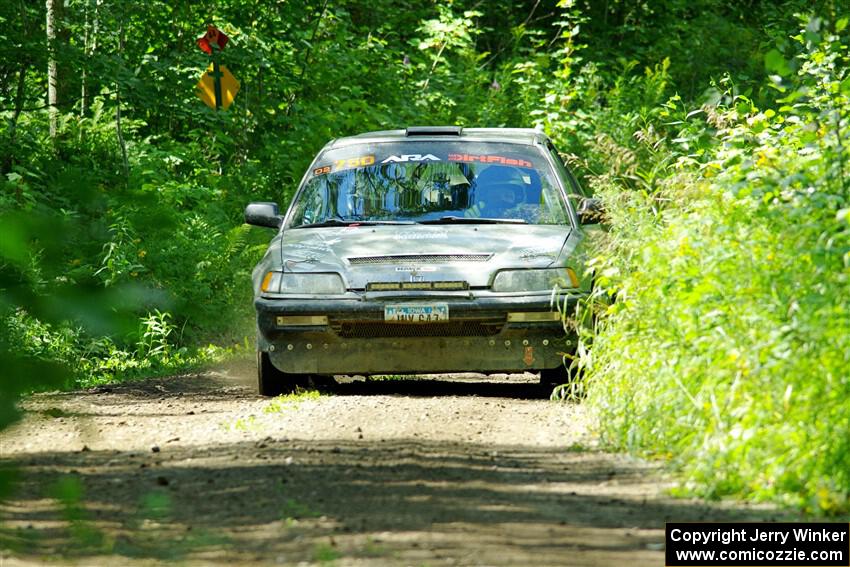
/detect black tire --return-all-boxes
[540,364,585,399]
[257,351,309,396]
[539,364,574,387]
[310,375,337,388]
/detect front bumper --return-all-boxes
[255,291,585,375]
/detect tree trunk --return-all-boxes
[45,0,62,139]
[80,0,101,121]
[116,17,129,180]
[80,1,89,120]
[2,64,28,174]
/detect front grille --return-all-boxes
[348,254,492,265]
[336,321,503,338]
[366,281,468,291]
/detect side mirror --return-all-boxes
[577,197,606,225]
[245,202,282,229]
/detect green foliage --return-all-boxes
[263,388,323,414]
[312,542,342,565]
[412,5,483,117]
[582,18,850,513]
[5,308,232,389]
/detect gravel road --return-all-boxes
[0,364,790,566]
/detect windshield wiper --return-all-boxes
[418,216,527,225]
[295,219,416,228]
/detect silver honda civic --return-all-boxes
[244,126,603,395]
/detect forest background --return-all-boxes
[1,0,848,514]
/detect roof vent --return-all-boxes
[405,126,463,136]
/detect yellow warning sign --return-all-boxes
[196,63,239,110]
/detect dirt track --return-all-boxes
[0,365,792,566]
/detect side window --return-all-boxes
[546,142,587,202]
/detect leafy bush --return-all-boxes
[583,19,850,513]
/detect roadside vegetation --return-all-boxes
[581,19,850,514]
[2,0,847,512]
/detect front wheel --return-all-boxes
[539,365,574,387]
[257,351,310,396]
[540,364,584,399]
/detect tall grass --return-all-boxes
[581,21,850,513]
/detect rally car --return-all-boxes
[245,126,603,395]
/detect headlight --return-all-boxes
[491,268,578,292]
[261,271,346,294]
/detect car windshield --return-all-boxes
[288,142,570,228]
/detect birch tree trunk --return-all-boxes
[80,0,101,121]
[45,0,61,139]
[80,1,89,120]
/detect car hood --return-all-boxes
[275,224,572,289]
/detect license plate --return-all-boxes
[384,303,449,323]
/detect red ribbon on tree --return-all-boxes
[196,25,229,55]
